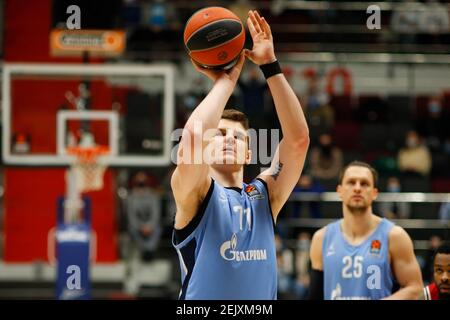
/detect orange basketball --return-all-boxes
[184,7,245,70]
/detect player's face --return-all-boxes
[208,119,250,167]
[434,253,450,299]
[337,166,378,212]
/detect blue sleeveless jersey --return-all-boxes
[323,218,395,300]
[172,178,277,300]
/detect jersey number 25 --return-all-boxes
[342,255,382,290]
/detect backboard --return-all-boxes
[2,63,175,166]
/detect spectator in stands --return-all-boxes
[417,95,448,151]
[147,0,179,33]
[126,0,180,59]
[294,232,311,300]
[423,235,443,284]
[290,174,325,218]
[126,171,162,261]
[439,202,450,227]
[417,0,450,45]
[421,242,450,300]
[390,0,420,49]
[309,133,343,180]
[275,234,295,299]
[303,75,334,135]
[378,176,411,219]
[397,130,432,176]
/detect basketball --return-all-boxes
[184,7,245,70]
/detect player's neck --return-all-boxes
[341,210,380,240]
[209,166,244,188]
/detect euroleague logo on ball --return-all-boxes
[218,51,228,61]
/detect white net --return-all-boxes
[72,161,107,193]
[68,146,109,193]
[64,146,109,223]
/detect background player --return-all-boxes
[309,161,423,300]
[421,242,450,300]
[171,10,309,299]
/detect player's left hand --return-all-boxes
[244,10,276,65]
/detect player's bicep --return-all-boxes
[258,139,308,219]
[171,132,211,229]
[171,168,211,230]
[171,165,209,202]
[389,227,423,290]
[173,128,210,193]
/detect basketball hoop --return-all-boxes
[67,145,110,193]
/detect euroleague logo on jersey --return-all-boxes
[369,239,382,255]
[244,185,264,200]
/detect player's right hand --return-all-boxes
[191,52,245,85]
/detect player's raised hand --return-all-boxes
[244,10,276,65]
[191,53,245,85]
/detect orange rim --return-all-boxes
[66,146,110,163]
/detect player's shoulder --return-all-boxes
[310,226,327,268]
[312,226,327,243]
[388,224,414,253]
[388,224,410,241]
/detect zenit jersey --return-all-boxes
[173,178,277,300]
[323,218,395,300]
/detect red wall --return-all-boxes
[3,0,118,262]
[4,169,118,262]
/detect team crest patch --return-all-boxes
[369,239,382,255]
[244,184,264,200]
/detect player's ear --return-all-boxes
[336,184,343,198]
[372,187,378,200]
[245,148,252,165]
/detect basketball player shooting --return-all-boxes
[171,10,309,299]
[309,162,423,300]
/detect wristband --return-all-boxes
[260,60,282,79]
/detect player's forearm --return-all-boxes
[383,284,423,300]
[184,78,235,133]
[267,74,309,145]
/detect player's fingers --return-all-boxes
[249,10,262,34]
[261,17,272,39]
[253,11,267,34]
[234,52,246,70]
[247,17,258,38]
